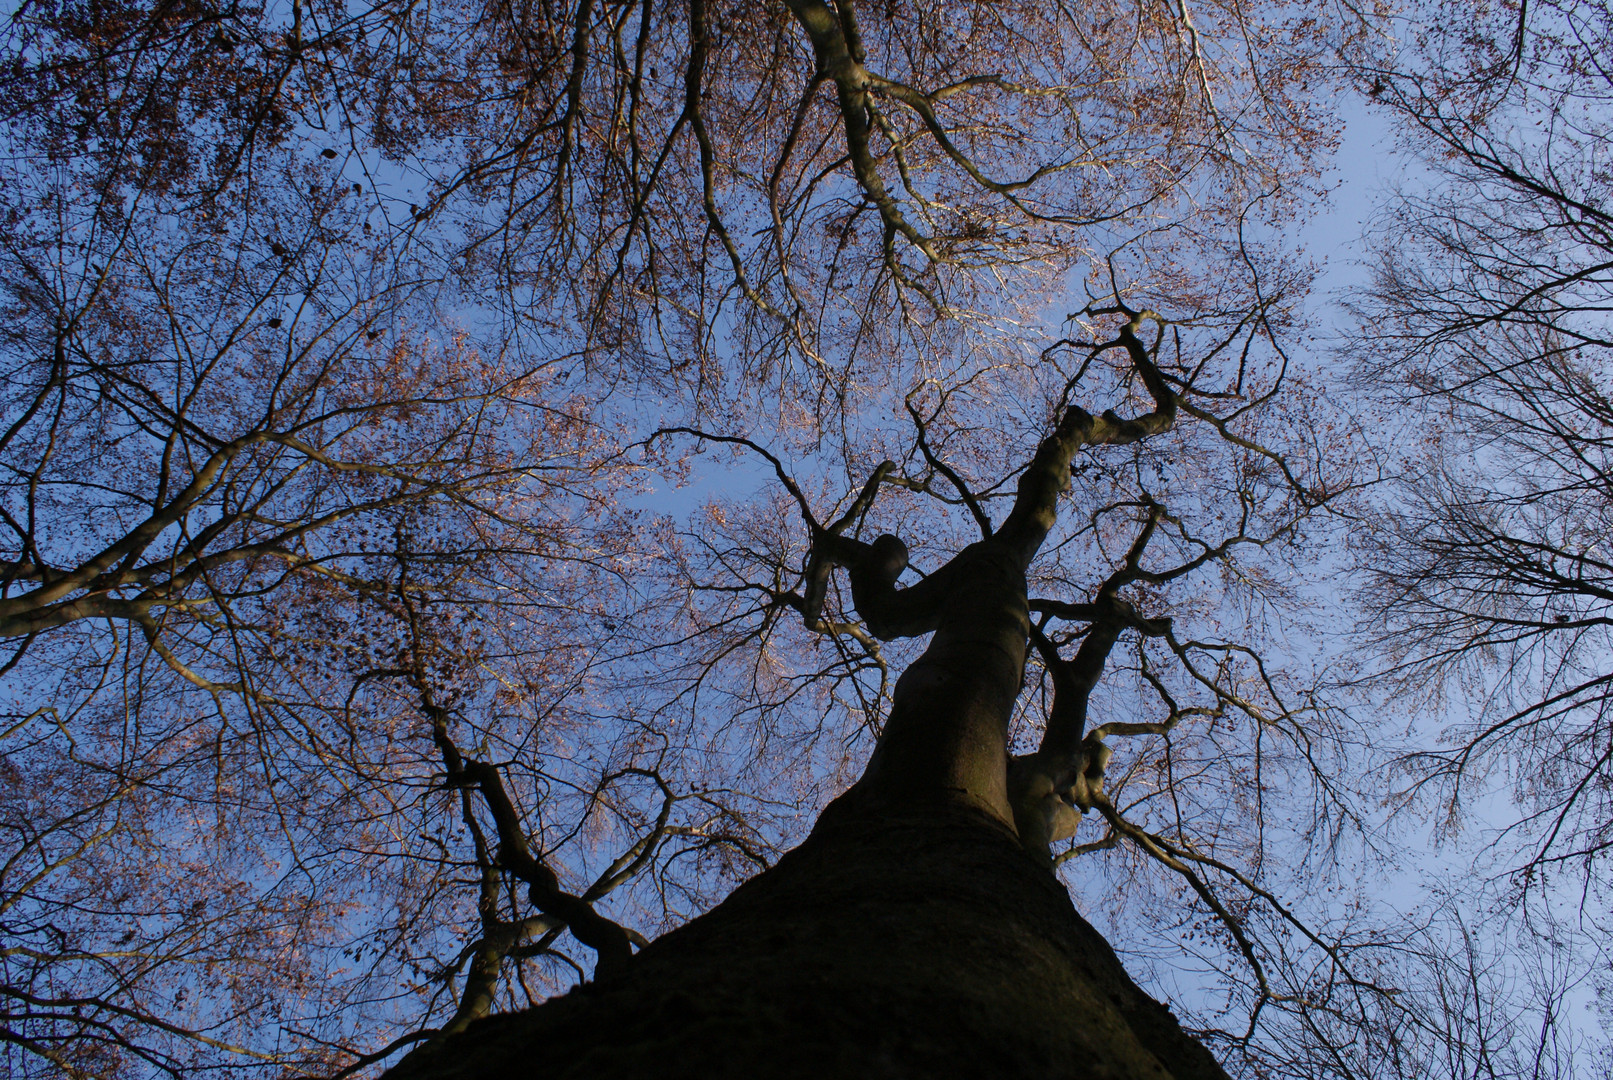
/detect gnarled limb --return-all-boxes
[999,313,1177,570]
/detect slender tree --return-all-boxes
[1338,4,1613,1073]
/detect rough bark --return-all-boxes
[389,798,1226,1080]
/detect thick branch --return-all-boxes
[783,0,938,261]
[796,461,951,639]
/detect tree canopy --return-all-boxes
[1,0,1607,1076]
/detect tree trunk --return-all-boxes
[391,389,1217,1078]
[389,795,1225,1080]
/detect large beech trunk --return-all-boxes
[390,332,1212,1078]
[389,797,1226,1080]
[390,540,1225,1079]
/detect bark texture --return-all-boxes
[389,798,1226,1080]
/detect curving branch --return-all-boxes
[392,558,641,987]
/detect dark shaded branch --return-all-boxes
[393,549,637,981]
[796,462,952,640]
[427,707,633,979]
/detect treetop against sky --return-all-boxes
[1,0,1608,1076]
